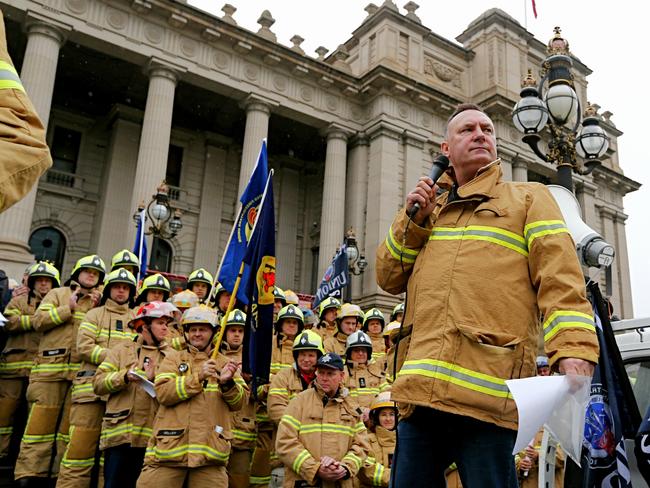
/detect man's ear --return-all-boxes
[441,141,450,157]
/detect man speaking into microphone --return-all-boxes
[376,103,599,487]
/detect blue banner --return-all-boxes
[635,404,650,483]
[218,140,269,304]
[242,174,275,389]
[132,209,147,281]
[313,246,349,309]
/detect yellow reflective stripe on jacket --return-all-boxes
[90,345,104,364]
[430,225,529,257]
[349,387,381,397]
[299,421,365,437]
[232,429,257,442]
[524,220,569,248]
[171,337,184,351]
[31,362,81,374]
[146,443,229,462]
[269,388,289,397]
[0,360,33,372]
[20,315,32,330]
[256,412,270,423]
[224,382,244,407]
[155,372,176,383]
[280,414,301,431]
[72,383,95,396]
[270,362,292,374]
[104,371,122,393]
[0,61,24,92]
[0,426,12,435]
[342,451,363,471]
[250,475,271,484]
[373,462,386,485]
[3,307,20,316]
[74,311,86,320]
[543,310,595,342]
[97,329,137,340]
[175,375,189,400]
[292,448,312,474]
[385,226,420,264]
[39,303,64,325]
[79,321,97,334]
[397,359,512,399]
[98,361,118,372]
[101,423,153,441]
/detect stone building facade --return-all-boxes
[0,0,640,317]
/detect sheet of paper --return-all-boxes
[0,311,7,326]
[129,369,156,398]
[506,375,591,464]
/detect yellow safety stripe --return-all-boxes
[175,375,189,400]
[97,329,137,340]
[57,431,70,443]
[349,387,381,397]
[342,451,363,471]
[204,384,219,392]
[71,383,95,396]
[373,462,385,485]
[146,443,229,462]
[3,307,20,316]
[0,60,24,92]
[249,475,272,484]
[300,422,365,437]
[79,321,98,334]
[430,225,529,257]
[104,371,121,393]
[98,361,118,372]
[543,310,595,342]
[270,362,292,374]
[292,448,312,474]
[397,359,513,399]
[20,315,32,330]
[90,345,105,365]
[22,432,56,443]
[101,423,153,441]
[269,388,289,397]
[60,456,95,468]
[280,414,301,431]
[232,429,257,441]
[0,426,13,435]
[256,413,270,423]
[155,372,176,383]
[224,383,244,406]
[385,226,420,264]
[0,360,34,372]
[171,337,184,350]
[31,362,81,374]
[524,220,569,248]
[38,303,65,325]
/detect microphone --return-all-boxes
[407,154,450,219]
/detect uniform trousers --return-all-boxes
[136,464,228,488]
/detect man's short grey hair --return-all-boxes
[444,103,489,139]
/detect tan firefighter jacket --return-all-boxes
[32,285,100,381]
[376,160,599,430]
[1,293,42,377]
[358,426,395,487]
[221,341,257,450]
[268,365,312,424]
[276,382,370,488]
[271,334,295,375]
[316,320,337,340]
[367,332,385,363]
[344,361,389,411]
[167,320,186,351]
[323,331,348,357]
[93,335,171,450]
[144,344,248,468]
[0,10,53,213]
[74,299,136,403]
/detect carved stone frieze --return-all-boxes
[106,7,127,30]
[424,56,462,88]
[65,0,88,14]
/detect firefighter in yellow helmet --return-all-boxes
[56,268,138,488]
[110,249,140,277]
[135,273,171,306]
[167,290,199,351]
[93,301,176,488]
[14,255,105,482]
[357,391,397,487]
[213,283,232,317]
[0,262,59,463]
[390,303,404,323]
[283,290,299,306]
[273,287,286,322]
[323,303,363,356]
[136,305,248,487]
[272,305,304,375]
[316,296,341,340]
[362,308,387,362]
[187,268,213,303]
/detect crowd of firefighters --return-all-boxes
[0,250,553,487]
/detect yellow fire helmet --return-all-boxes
[28,261,61,289]
[370,390,396,412]
[135,273,171,305]
[338,303,364,321]
[383,320,402,338]
[171,290,199,310]
[226,309,246,327]
[276,304,305,330]
[363,308,386,330]
[318,296,341,318]
[283,289,300,306]
[110,249,140,272]
[292,330,325,359]
[101,268,137,304]
[390,302,405,321]
[274,286,287,305]
[70,255,106,283]
[181,304,219,329]
[188,268,214,286]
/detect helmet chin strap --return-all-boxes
[146,325,162,348]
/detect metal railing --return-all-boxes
[44,168,84,189]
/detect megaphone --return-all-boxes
[547,185,615,269]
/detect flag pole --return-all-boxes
[211,170,274,359]
[137,208,146,283]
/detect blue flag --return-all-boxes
[218,141,269,304]
[635,404,650,483]
[312,246,349,309]
[242,174,275,389]
[133,208,147,281]
[582,281,641,487]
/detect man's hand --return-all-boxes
[318,457,347,481]
[126,368,143,383]
[525,446,539,461]
[406,176,438,225]
[519,456,533,472]
[89,289,102,307]
[558,358,595,377]
[199,359,219,382]
[218,360,240,385]
[11,285,28,298]
[69,288,80,311]
[143,358,155,380]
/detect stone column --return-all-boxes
[598,206,621,313]
[512,159,528,182]
[345,133,369,299]
[500,158,513,182]
[0,19,66,278]
[276,165,300,288]
[403,132,427,202]
[238,95,275,197]
[318,125,349,279]
[128,61,179,245]
[614,211,633,318]
[575,179,599,227]
[92,112,141,258]
[362,121,402,306]
[194,142,228,268]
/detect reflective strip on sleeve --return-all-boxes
[430,225,528,257]
[98,361,118,372]
[397,359,513,399]
[342,451,363,471]
[0,61,24,92]
[384,226,421,264]
[155,372,176,384]
[175,375,189,400]
[3,308,20,316]
[280,414,301,431]
[268,388,289,397]
[90,345,105,364]
[373,463,386,486]
[292,448,312,474]
[232,429,257,442]
[524,220,569,248]
[104,372,121,393]
[79,321,98,335]
[543,310,595,342]
[20,315,32,330]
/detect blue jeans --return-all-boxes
[103,444,145,488]
[389,407,518,488]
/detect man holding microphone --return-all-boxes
[376,103,599,487]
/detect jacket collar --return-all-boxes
[455,159,502,200]
[312,380,348,402]
[104,298,130,313]
[375,425,396,444]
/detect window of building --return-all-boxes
[29,227,66,271]
[51,126,81,174]
[149,237,173,273]
[166,145,183,188]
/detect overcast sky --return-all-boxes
[189,0,650,318]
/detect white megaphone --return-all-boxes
[547,185,615,269]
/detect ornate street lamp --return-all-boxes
[344,228,368,302]
[512,27,609,191]
[133,182,183,239]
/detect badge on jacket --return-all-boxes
[359,377,366,388]
[178,363,189,373]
